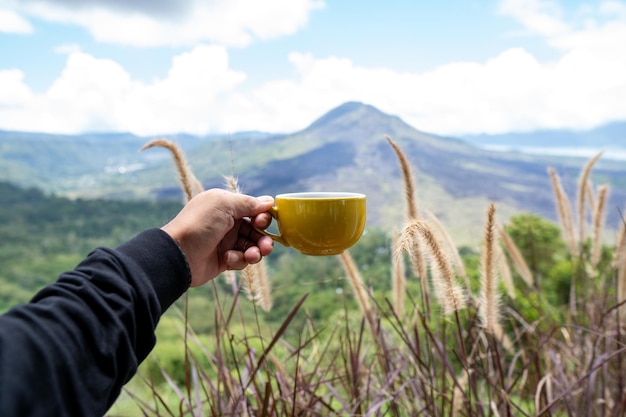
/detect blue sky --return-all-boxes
[1,0,625,137]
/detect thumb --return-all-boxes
[228,193,274,219]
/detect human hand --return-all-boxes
[161,189,275,287]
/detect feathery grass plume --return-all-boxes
[224,269,236,285]
[141,138,202,202]
[255,260,272,311]
[397,220,430,310]
[412,220,466,314]
[590,184,609,266]
[586,179,595,211]
[498,224,533,287]
[391,229,406,318]
[495,240,516,300]
[385,136,418,220]
[425,209,469,289]
[480,203,500,333]
[339,250,377,335]
[241,265,260,306]
[386,135,429,307]
[577,151,604,248]
[548,167,577,257]
[241,262,272,312]
[223,175,241,194]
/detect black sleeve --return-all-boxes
[0,228,191,417]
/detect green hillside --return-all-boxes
[0,181,183,311]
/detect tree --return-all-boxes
[505,213,566,289]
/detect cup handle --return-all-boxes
[254,207,289,247]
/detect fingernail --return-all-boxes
[225,251,238,265]
[258,195,273,203]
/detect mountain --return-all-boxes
[1,102,625,245]
[461,121,626,148]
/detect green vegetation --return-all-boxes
[2,133,626,415]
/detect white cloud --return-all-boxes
[12,0,324,47]
[53,43,81,54]
[498,0,569,37]
[0,9,33,33]
[0,70,33,105]
[0,46,247,134]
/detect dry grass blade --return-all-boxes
[339,250,377,335]
[577,151,604,247]
[243,292,309,391]
[619,257,626,323]
[452,370,469,416]
[140,138,203,202]
[548,167,577,257]
[617,213,626,322]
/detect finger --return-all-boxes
[256,236,274,256]
[233,234,272,256]
[234,236,253,252]
[224,250,248,270]
[226,193,274,219]
[251,212,273,229]
[238,221,266,243]
[243,246,263,264]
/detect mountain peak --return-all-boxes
[307,101,389,130]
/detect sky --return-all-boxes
[0,0,625,137]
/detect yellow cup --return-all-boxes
[259,192,366,256]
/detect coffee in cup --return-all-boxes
[258,192,366,256]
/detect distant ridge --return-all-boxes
[462,120,626,148]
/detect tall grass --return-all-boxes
[111,139,626,416]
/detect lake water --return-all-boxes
[482,145,626,161]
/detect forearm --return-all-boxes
[0,228,190,416]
